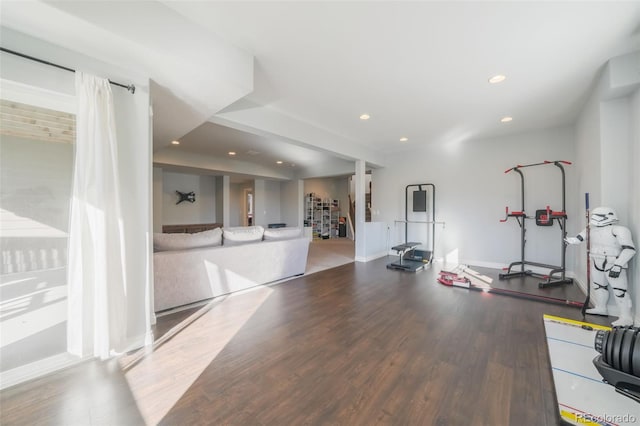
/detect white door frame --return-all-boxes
[242,188,253,226]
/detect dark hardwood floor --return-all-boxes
[1,257,607,425]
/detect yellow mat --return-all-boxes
[543,315,638,425]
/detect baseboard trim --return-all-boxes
[0,352,86,390]
[123,330,155,353]
[355,251,388,263]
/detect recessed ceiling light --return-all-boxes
[501,116,513,123]
[489,75,506,84]
[276,160,283,164]
[228,151,236,156]
[360,114,370,120]
[399,137,408,142]
[171,140,180,145]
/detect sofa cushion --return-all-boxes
[154,228,222,252]
[223,225,265,246]
[263,226,302,241]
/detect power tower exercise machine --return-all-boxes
[499,160,573,288]
[387,183,444,272]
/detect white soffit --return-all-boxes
[0,0,254,148]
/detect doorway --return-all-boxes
[0,86,81,388]
[243,188,253,226]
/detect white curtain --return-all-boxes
[67,72,128,359]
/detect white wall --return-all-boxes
[572,51,639,322]
[1,27,153,350]
[373,126,576,269]
[253,180,266,227]
[571,86,604,291]
[574,87,603,209]
[363,222,389,261]
[252,179,282,226]
[160,171,216,226]
[156,172,295,229]
[600,98,632,224]
[280,180,302,227]
[336,178,350,221]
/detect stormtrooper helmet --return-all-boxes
[590,207,619,226]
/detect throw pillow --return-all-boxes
[223,226,264,246]
[154,227,222,251]
[263,227,302,241]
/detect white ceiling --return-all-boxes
[2,1,639,178]
[168,1,640,150]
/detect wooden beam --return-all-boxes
[0,99,75,144]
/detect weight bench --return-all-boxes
[387,242,428,272]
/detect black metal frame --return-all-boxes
[404,183,436,263]
[0,47,136,94]
[439,271,584,308]
[499,161,573,288]
[387,183,437,272]
[580,193,592,318]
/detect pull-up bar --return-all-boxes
[504,160,572,174]
[394,219,446,228]
[499,159,573,289]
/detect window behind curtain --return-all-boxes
[0,98,78,381]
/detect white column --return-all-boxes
[355,159,366,261]
[152,167,163,232]
[254,179,266,226]
[222,175,230,226]
[297,179,305,228]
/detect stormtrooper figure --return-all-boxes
[566,207,636,326]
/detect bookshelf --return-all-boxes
[304,193,340,239]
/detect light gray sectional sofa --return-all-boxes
[153,226,309,312]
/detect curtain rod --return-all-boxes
[0,47,136,94]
